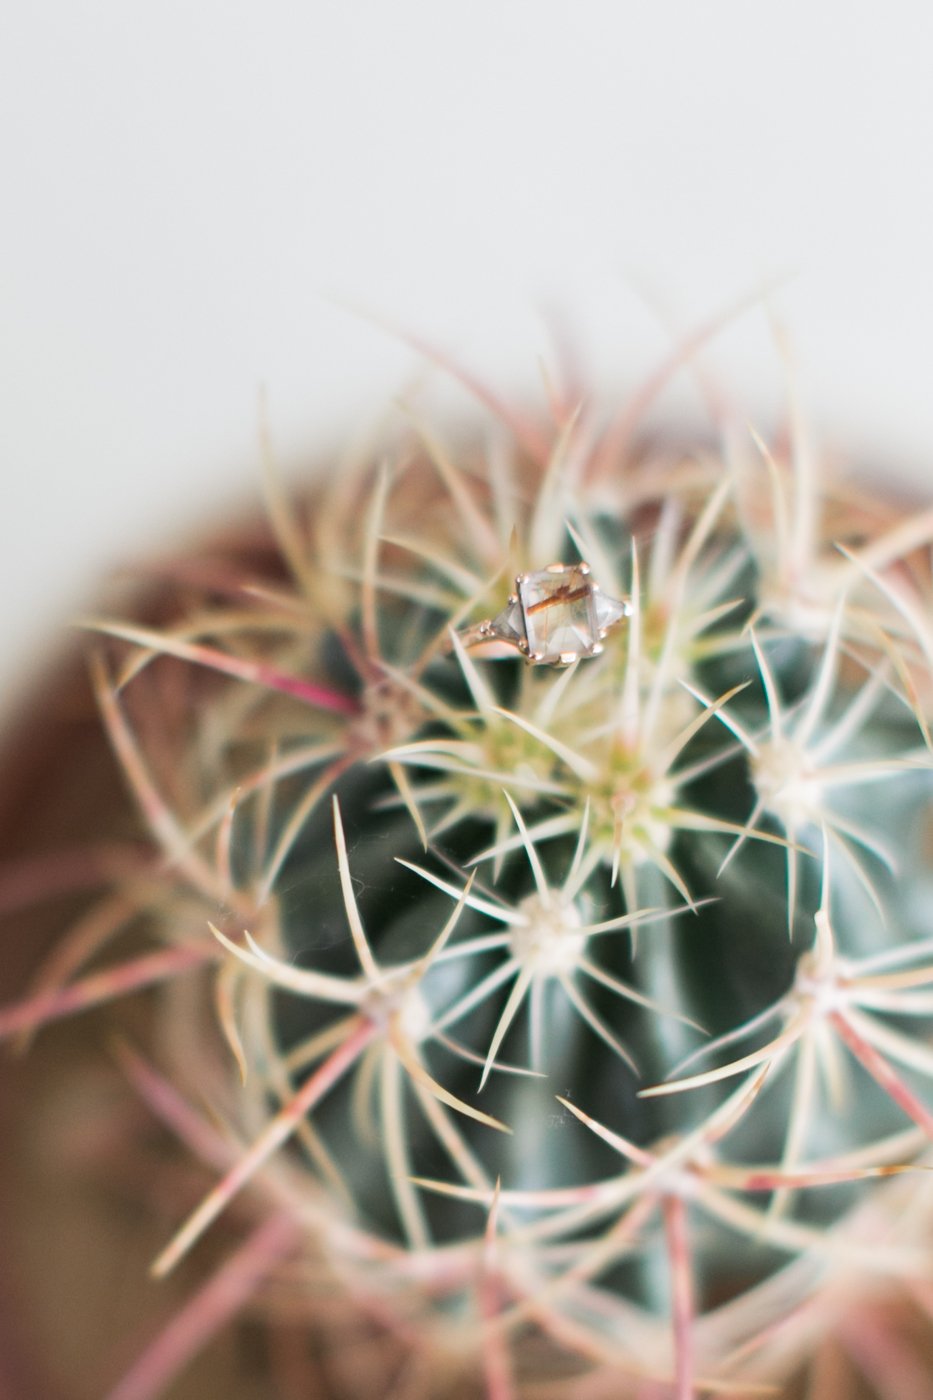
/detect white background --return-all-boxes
[3,2,933,706]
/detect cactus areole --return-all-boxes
[5,359,933,1399]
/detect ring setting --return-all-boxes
[458,562,631,667]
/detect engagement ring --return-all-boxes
[458,563,631,666]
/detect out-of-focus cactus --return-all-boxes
[5,349,933,1399]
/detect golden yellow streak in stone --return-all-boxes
[525,585,590,615]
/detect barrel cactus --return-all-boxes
[5,347,933,1399]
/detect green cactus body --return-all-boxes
[6,367,933,1399]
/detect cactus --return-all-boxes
[5,347,933,1399]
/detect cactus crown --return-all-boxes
[8,355,933,1398]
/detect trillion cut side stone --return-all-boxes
[592,588,630,633]
[517,564,603,664]
[488,596,525,647]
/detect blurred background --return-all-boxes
[3,1,933,704]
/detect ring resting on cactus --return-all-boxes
[456,560,632,664]
[6,353,933,1400]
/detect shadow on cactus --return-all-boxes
[5,341,933,1399]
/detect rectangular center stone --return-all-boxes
[518,565,599,663]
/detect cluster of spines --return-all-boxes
[3,368,933,1398]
